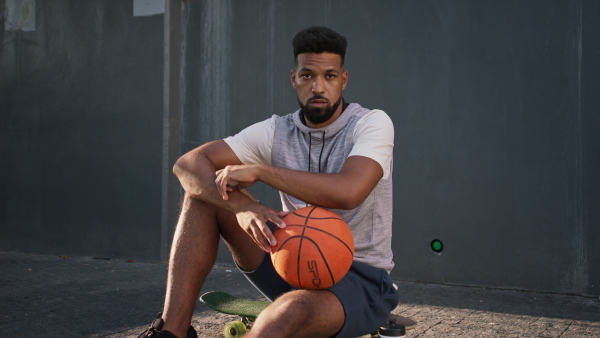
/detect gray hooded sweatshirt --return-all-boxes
[271,103,394,273]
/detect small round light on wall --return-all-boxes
[431,239,443,253]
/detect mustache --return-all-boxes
[308,95,329,103]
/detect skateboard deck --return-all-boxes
[200,291,269,319]
[200,291,416,337]
[200,291,268,338]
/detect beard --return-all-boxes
[298,95,343,125]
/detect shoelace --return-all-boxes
[137,313,163,338]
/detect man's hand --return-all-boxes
[234,202,289,253]
[215,164,262,200]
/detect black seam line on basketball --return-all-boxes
[280,223,348,230]
[297,207,317,289]
[301,225,353,255]
[276,231,352,263]
[272,235,303,278]
[300,236,336,286]
[289,210,313,218]
[289,209,341,221]
[276,235,304,252]
[290,207,340,219]
[277,235,337,288]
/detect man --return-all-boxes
[139,26,398,338]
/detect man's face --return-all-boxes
[291,53,348,128]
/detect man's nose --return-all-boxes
[312,77,325,94]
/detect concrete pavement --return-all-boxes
[1,252,598,337]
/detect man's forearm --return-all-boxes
[255,165,355,209]
[254,157,380,210]
[215,155,381,210]
[173,151,253,213]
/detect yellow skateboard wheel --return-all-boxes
[224,320,247,338]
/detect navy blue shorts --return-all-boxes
[237,252,400,337]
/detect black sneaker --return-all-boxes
[137,313,198,338]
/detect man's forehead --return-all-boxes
[296,52,343,70]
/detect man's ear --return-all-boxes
[290,69,297,89]
[341,70,349,90]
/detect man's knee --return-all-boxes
[179,193,216,217]
[255,290,344,337]
[178,193,234,231]
[274,291,312,315]
[275,290,343,318]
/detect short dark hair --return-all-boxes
[292,26,347,66]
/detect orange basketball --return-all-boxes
[270,206,354,289]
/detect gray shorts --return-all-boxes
[238,252,400,337]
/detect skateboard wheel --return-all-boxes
[224,320,247,338]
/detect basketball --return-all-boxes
[270,206,354,289]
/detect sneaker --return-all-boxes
[137,313,198,338]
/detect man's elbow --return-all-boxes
[335,192,367,210]
[339,200,362,210]
[172,157,181,176]
[172,153,191,179]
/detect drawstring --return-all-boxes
[318,131,325,173]
[306,131,326,207]
[306,132,312,208]
[308,132,312,172]
[307,131,326,173]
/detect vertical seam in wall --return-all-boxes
[573,0,588,294]
[161,0,185,261]
[160,0,171,262]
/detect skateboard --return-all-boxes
[199,291,416,338]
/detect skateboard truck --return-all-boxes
[378,318,406,338]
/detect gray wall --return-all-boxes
[1,0,165,260]
[1,0,598,297]
[178,0,599,297]
[388,1,599,297]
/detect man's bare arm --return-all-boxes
[216,155,383,210]
[173,140,244,205]
[173,140,287,252]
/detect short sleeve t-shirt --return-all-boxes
[224,109,394,179]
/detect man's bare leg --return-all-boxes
[157,193,345,338]
[248,289,345,338]
[160,193,264,337]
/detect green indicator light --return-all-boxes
[431,239,443,253]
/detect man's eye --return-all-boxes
[301,74,312,79]
[326,74,337,79]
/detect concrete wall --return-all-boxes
[1,0,598,296]
[178,0,599,297]
[1,0,165,260]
